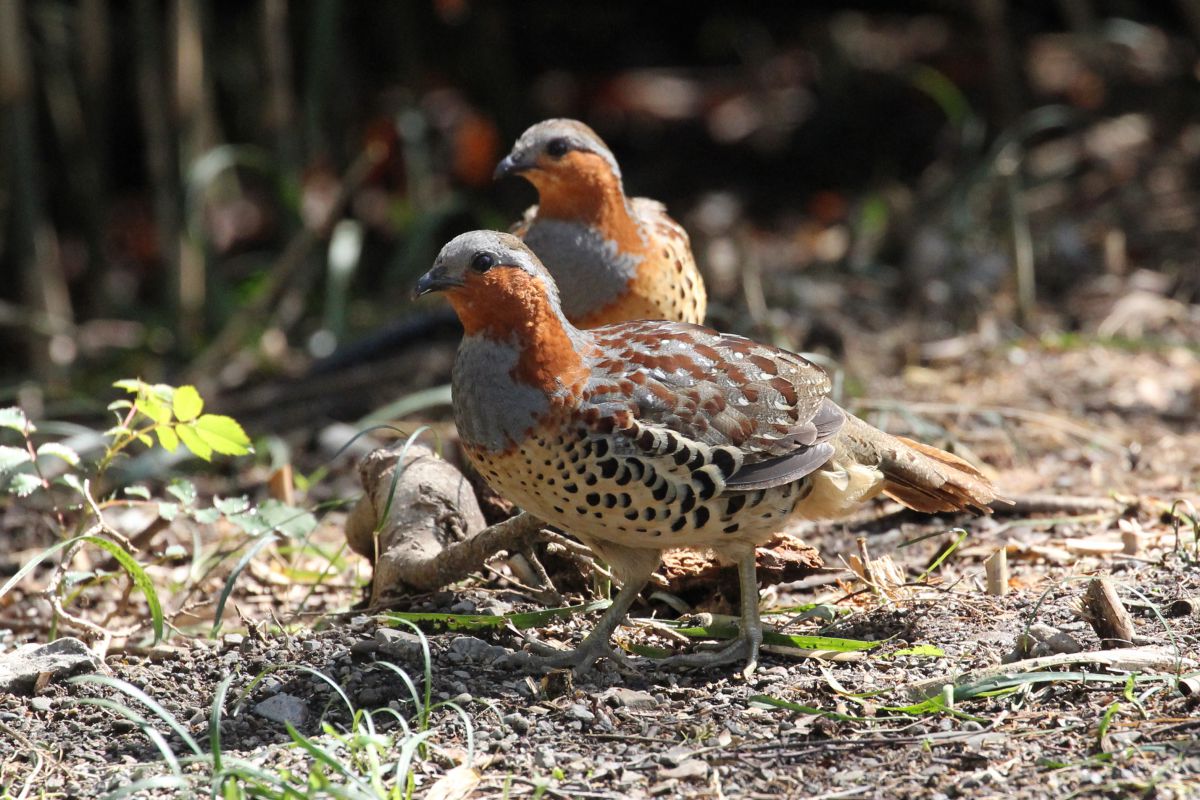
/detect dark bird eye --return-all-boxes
[545,138,570,158]
[470,252,496,272]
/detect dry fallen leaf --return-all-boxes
[425,765,480,800]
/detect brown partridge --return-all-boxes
[495,119,706,327]
[415,231,1000,676]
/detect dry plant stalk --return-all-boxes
[904,647,1197,702]
[847,538,908,600]
[1081,577,1136,649]
[985,548,1008,596]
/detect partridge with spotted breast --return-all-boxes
[495,119,706,327]
[415,231,1001,676]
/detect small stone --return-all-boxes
[147,645,182,661]
[222,634,245,649]
[603,687,657,709]
[449,599,477,614]
[567,703,595,722]
[452,692,473,706]
[301,639,321,653]
[618,769,641,786]
[502,713,531,734]
[253,693,309,726]
[659,759,708,781]
[29,696,52,713]
[533,747,557,769]
[448,636,508,663]
[0,638,103,694]
[350,638,379,657]
[374,628,425,661]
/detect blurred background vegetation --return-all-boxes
[3,0,1199,432]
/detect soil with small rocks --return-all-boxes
[3,330,1200,799]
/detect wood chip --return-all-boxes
[1082,577,1136,649]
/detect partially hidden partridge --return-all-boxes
[495,119,707,327]
[415,231,1001,675]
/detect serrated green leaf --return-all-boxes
[36,442,80,466]
[213,495,251,515]
[8,473,42,497]
[191,507,221,524]
[156,425,180,452]
[124,485,152,499]
[113,379,145,393]
[192,414,252,456]
[166,479,197,506]
[175,423,212,461]
[229,499,316,539]
[172,385,203,422]
[158,502,179,521]
[59,473,86,495]
[0,407,30,432]
[138,393,172,425]
[0,445,32,473]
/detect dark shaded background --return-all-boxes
[3,1,1198,429]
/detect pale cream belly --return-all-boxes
[465,435,841,553]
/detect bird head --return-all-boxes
[414,230,567,336]
[493,119,623,204]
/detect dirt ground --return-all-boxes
[3,327,1199,799]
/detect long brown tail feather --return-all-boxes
[837,415,1004,515]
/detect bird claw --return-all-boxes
[496,638,634,676]
[660,635,760,677]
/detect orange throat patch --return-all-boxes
[527,153,645,253]
[447,269,591,395]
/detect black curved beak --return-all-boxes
[412,267,463,299]
[493,151,531,180]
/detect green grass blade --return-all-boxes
[211,534,278,637]
[282,721,374,795]
[233,663,355,721]
[82,534,164,643]
[748,694,877,722]
[0,537,79,600]
[1095,701,1122,752]
[661,617,877,652]
[69,674,202,755]
[75,697,184,774]
[913,528,969,583]
[210,674,235,773]
[102,774,191,799]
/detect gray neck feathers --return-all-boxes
[523,219,644,320]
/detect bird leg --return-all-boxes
[499,563,655,675]
[661,551,763,677]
